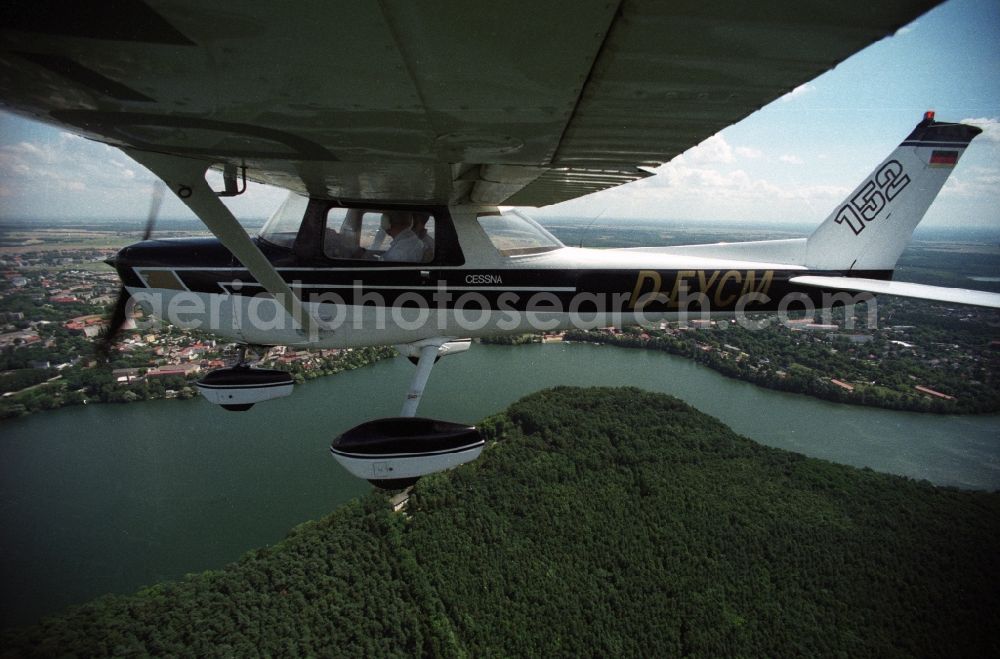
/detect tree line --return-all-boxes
[563,321,999,414]
[0,346,396,420]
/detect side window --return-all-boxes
[359,213,387,250]
[421,216,435,262]
[323,209,435,264]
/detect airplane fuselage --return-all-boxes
[112,208,880,348]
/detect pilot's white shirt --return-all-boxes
[381,228,425,262]
[419,231,434,253]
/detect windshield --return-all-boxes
[478,209,563,257]
[259,192,309,248]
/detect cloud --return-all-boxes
[9,141,43,157]
[0,135,146,195]
[961,117,1000,142]
[558,149,853,224]
[936,122,1000,208]
[941,165,1000,199]
[895,23,916,36]
[677,134,734,165]
[662,134,766,168]
[0,112,290,222]
[779,154,804,165]
[779,83,815,102]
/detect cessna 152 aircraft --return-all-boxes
[2,1,997,486]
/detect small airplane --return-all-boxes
[2,1,996,487]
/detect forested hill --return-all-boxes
[4,388,999,657]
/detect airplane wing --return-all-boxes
[0,0,939,206]
[790,276,1000,309]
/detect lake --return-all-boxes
[1,342,997,627]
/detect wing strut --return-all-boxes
[122,149,317,337]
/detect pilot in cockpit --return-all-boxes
[411,212,434,263]
[379,212,425,263]
[323,209,428,262]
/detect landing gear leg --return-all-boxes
[395,337,472,417]
[235,344,249,367]
[233,343,269,367]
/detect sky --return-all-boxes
[0,0,998,230]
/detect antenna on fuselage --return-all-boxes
[578,205,610,248]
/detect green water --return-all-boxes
[1,342,997,627]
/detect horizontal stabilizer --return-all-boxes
[790,276,1000,309]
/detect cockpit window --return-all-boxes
[478,209,563,256]
[259,192,308,248]
[323,209,435,263]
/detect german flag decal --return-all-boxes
[929,150,958,167]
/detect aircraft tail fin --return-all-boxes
[804,113,981,271]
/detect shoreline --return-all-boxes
[559,330,998,415]
[0,346,397,421]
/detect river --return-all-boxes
[1,342,997,628]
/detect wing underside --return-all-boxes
[0,0,939,205]
[790,276,1000,309]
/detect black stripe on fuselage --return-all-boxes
[124,267,891,314]
[169,268,564,292]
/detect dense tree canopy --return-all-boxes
[3,387,998,656]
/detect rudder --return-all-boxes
[805,113,981,271]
